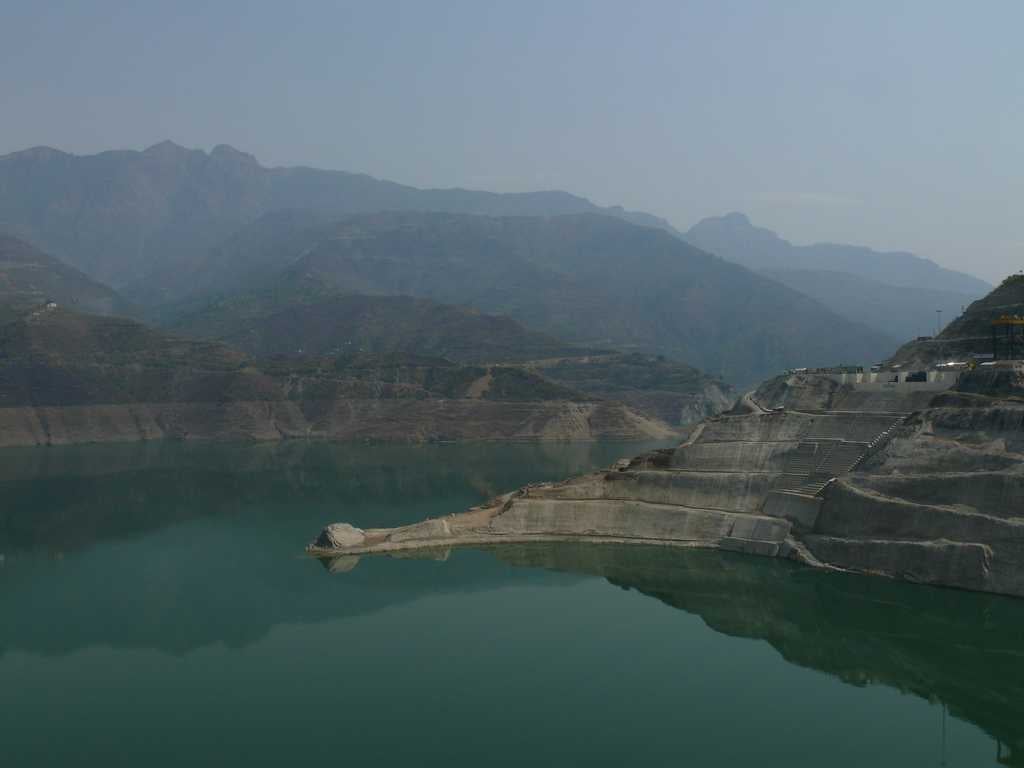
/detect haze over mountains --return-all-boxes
[686,212,989,294]
[173,210,897,384]
[0,141,674,292]
[0,231,732,436]
[0,140,996,391]
[686,212,990,341]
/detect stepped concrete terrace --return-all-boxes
[310,369,1024,597]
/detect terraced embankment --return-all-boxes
[310,370,1024,597]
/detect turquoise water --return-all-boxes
[1,440,1022,767]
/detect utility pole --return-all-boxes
[936,309,943,337]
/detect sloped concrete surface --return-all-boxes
[309,372,1024,597]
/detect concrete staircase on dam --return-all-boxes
[761,412,908,529]
[772,414,907,494]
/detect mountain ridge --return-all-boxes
[686,211,990,295]
[0,141,677,293]
[189,210,899,385]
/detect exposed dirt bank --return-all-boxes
[0,398,679,447]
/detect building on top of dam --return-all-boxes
[992,314,1024,360]
[789,354,1024,394]
[785,365,961,392]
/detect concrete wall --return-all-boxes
[762,491,822,530]
[822,370,959,389]
[818,480,1024,543]
[606,470,775,514]
[926,406,1024,452]
[489,497,790,549]
[700,413,813,443]
[802,413,899,442]
[855,473,1024,519]
[538,469,776,515]
[803,536,993,593]
[672,441,798,472]
[830,388,938,413]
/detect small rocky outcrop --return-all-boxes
[313,523,366,549]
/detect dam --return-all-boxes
[310,363,1024,597]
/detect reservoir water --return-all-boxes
[1,440,1022,767]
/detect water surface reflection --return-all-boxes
[471,543,1024,766]
[2,440,1022,766]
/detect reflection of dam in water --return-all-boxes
[467,543,1024,766]
[6,437,1022,765]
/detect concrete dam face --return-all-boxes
[310,370,1024,598]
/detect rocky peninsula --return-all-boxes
[310,364,1024,597]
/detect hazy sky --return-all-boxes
[2,1,1021,282]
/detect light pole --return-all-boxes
[936,309,943,336]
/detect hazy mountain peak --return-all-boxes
[210,144,259,165]
[143,139,190,156]
[720,211,752,226]
[690,211,783,241]
[0,142,683,289]
[685,212,990,296]
[0,146,70,162]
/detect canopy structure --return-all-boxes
[992,315,1024,360]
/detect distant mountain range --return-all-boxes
[1,140,995,390]
[685,212,989,343]
[0,236,731,430]
[0,141,675,293]
[164,210,898,385]
[686,212,989,294]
